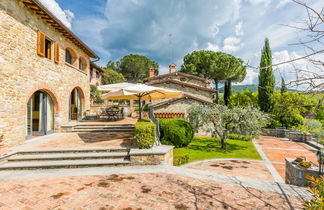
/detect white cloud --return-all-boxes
[238,69,259,85]
[223,36,244,52]
[206,43,220,51]
[235,21,244,36]
[98,0,242,64]
[276,0,291,8]
[247,0,271,6]
[38,0,74,29]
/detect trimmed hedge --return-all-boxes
[227,133,252,141]
[159,118,194,148]
[135,122,156,149]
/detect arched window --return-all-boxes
[79,58,83,70]
[65,49,73,65]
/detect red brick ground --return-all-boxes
[31,133,135,149]
[187,160,274,181]
[256,136,318,180]
[0,173,305,209]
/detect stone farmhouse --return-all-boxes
[144,64,216,117]
[90,61,103,86]
[0,0,99,146]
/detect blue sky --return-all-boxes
[40,0,322,87]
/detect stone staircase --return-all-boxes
[62,123,135,133]
[0,147,131,170]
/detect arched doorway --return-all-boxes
[69,88,83,120]
[26,91,54,138]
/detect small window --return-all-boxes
[79,58,83,70]
[44,38,52,59]
[65,49,72,65]
[96,71,100,79]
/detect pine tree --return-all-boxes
[258,38,275,112]
[280,77,287,94]
[224,80,232,106]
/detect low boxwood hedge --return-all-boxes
[227,133,252,141]
[135,121,156,149]
[159,118,194,148]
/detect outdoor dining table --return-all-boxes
[106,110,120,120]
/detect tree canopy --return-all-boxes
[258,38,275,112]
[116,54,159,82]
[101,67,126,85]
[188,104,268,149]
[180,50,246,103]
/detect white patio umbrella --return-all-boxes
[97,82,134,92]
[99,83,182,119]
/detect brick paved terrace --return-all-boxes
[186,159,275,181]
[30,133,135,149]
[255,136,318,180]
[0,173,306,209]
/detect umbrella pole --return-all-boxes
[138,96,142,120]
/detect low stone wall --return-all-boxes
[263,129,312,142]
[285,158,319,187]
[129,145,174,166]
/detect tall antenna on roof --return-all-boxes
[169,33,173,64]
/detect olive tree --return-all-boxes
[188,104,268,149]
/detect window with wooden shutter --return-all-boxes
[54,42,59,63]
[37,31,45,57]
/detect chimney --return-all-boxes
[169,64,176,73]
[149,68,157,78]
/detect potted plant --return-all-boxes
[0,135,7,156]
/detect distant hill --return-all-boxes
[218,84,298,93]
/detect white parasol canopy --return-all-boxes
[98,83,182,119]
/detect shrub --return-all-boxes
[304,119,323,132]
[134,122,156,149]
[159,118,194,148]
[227,133,252,141]
[138,119,151,123]
[299,161,311,168]
[173,155,189,166]
[304,176,324,209]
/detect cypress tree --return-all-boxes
[280,77,287,94]
[258,38,275,112]
[224,80,232,106]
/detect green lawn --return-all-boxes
[173,137,262,164]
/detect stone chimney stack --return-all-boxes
[169,64,176,73]
[149,68,157,78]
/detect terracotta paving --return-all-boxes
[256,136,318,180]
[31,133,135,149]
[0,173,305,209]
[187,160,274,181]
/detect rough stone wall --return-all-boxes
[168,74,208,87]
[0,0,91,146]
[154,98,202,116]
[285,158,319,187]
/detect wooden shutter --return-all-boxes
[54,42,59,63]
[37,31,45,57]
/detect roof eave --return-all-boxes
[23,0,99,59]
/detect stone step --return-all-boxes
[0,159,131,170]
[7,152,129,161]
[73,126,134,129]
[71,129,135,133]
[16,147,129,155]
[75,123,134,127]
